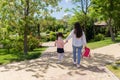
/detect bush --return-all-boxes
[13,41,23,51]
[1,39,14,53]
[64,32,70,38]
[58,28,64,33]
[94,33,105,41]
[28,36,39,51]
[49,31,56,41]
[46,30,50,34]
[40,33,48,42]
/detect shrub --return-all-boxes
[40,33,48,42]
[13,41,23,51]
[58,28,64,33]
[28,36,39,51]
[49,31,56,41]
[46,30,50,34]
[94,33,105,41]
[1,39,11,49]
[64,32,70,38]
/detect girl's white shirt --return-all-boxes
[66,30,87,47]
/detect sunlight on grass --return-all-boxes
[107,65,120,79]
[0,47,47,65]
[87,38,115,49]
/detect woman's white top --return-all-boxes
[66,30,87,47]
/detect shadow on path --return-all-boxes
[0,50,115,79]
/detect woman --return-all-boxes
[66,22,87,68]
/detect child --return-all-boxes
[55,32,65,63]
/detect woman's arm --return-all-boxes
[65,30,74,42]
[82,32,87,46]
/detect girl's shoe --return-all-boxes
[56,61,61,64]
[73,62,76,65]
[77,64,80,68]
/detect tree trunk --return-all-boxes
[24,0,29,54]
[109,0,115,42]
[24,25,28,54]
[109,18,115,42]
[37,24,40,39]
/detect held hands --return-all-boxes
[64,40,68,44]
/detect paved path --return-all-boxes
[0,39,120,80]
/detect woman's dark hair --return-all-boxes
[56,32,63,40]
[74,22,83,38]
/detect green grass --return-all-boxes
[87,37,120,49]
[0,36,120,65]
[0,47,47,65]
[107,64,120,79]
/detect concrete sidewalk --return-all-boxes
[0,40,120,80]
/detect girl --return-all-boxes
[55,32,65,63]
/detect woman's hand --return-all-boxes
[65,40,68,44]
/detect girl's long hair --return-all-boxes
[74,22,83,38]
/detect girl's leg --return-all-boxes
[77,46,83,65]
[60,53,64,61]
[73,46,77,63]
[58,53,61,61]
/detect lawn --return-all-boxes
[0,36,120,65]
[87,37,120,49]
[87,36,120,79]
[107,64,120,79]
[0,47,46,65]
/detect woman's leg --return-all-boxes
[77,46,83,65]
[73,46,77,63]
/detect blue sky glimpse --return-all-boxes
[51,0,74,19]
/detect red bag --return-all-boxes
[82,47,90,57]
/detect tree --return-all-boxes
[91,0,120,41]
[71,0,91,32]
[0,0,61,54]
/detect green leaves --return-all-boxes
[0,0,61,54]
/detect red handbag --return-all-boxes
[82,47,90,57]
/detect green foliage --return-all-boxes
[94,33,105,41]
[0,0,61,54]
[58,28,64,33]
[107,63,120,79]
[46,30,50,34]
[49,31,56,41]
[0,47,46,65]
[13,41,23,51]
[91,0,120,41]
[1,39,12,53]
[28,36,39,51]
[64,32,70,38]
[88,36,120,49]
[40,33,49,42]
[1,39,11,49]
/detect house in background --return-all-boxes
[94,21,109,36]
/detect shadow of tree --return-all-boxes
[0,51,115,78]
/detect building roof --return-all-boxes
[94,21,107,26]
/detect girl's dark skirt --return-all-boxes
[57,48,64,53]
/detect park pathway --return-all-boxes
[0,39,120,80]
